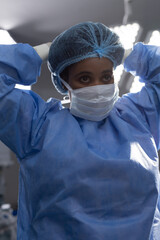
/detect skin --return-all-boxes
[61,57,114,90]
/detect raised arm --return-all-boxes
[123,42,160,149]
[0,44,52,159]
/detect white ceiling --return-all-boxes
[1,0,160,46]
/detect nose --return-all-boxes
[91,78,101,86]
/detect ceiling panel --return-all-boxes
[0,0,160,45]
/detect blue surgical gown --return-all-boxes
[0,43,160,240]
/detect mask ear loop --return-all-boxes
[60,78,73,92]
[60,78,73,104]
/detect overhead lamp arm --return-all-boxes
[123,0,133,25]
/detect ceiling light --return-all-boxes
[111,23,140,50]
[147,30,160,45]
[114,64,124,84]
[129,77,145,93]
[110,23,141,85]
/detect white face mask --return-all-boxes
[61,79,119,121]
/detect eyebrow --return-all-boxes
[73,71,93,78]
[74,70,113,78]
[101,70,113,74]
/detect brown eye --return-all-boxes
[102,75,113,82]
[79,76,90,83]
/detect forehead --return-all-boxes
[68,57,113,74]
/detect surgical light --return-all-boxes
[111,23,140,50]
[130,77,145,93]
[114,64,124,84]
[111,23,141,84]
[147,30,160,45]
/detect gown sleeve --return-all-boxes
[123,42,160,150]
[0,44,58,159]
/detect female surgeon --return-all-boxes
[0,22,160,240]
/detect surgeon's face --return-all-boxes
[62,57,114,90]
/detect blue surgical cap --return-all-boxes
[48,22,124,95]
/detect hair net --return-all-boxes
[48,21,124,95]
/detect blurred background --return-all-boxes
[0,0,160,224]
